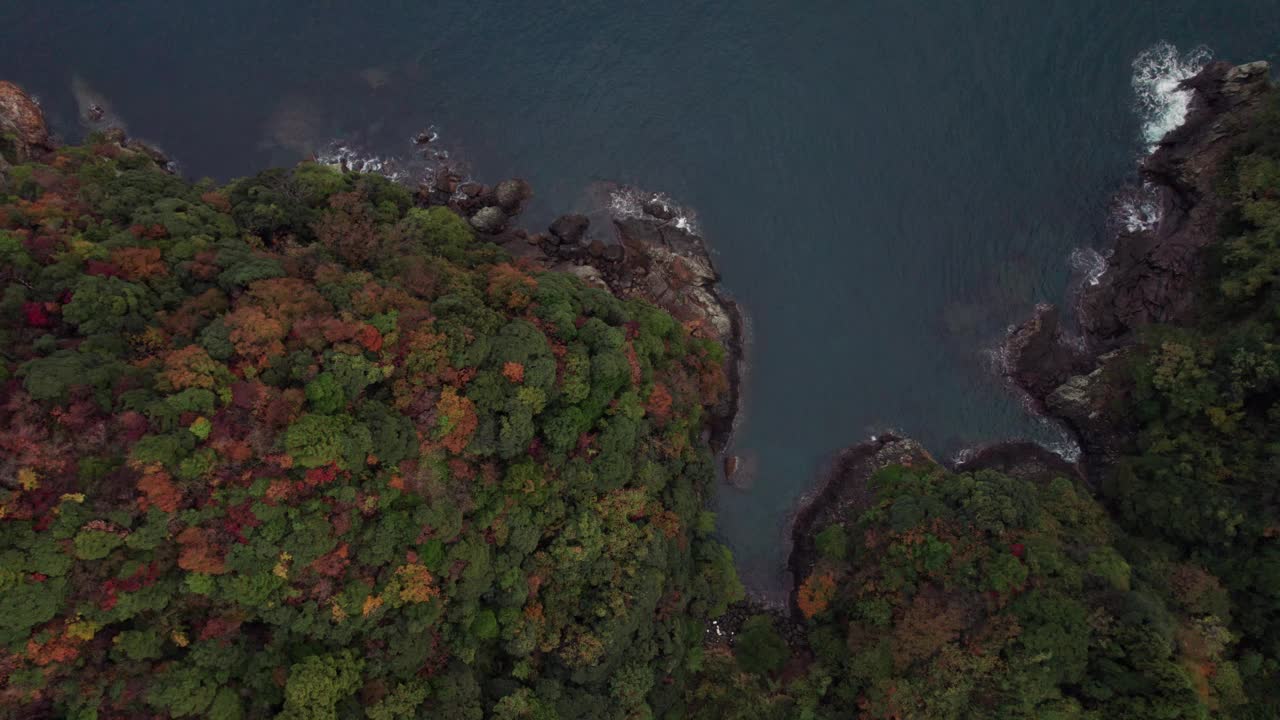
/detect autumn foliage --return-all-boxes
[796,569,836,619]
[0,140,740,718]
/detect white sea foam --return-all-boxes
[1068,247,1108,287]
[316,142,406,181]
[1132,42,1212,150]
[608,187,701,235]
[1040,419,1082,463]
[1111,181,1163,233]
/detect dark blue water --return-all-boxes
[3,2,1277,595]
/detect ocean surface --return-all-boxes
[2,1,1277,598]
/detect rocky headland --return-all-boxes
[785,59,1274,616]
[424,174,746,466]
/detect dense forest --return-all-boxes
[0,135,741,718]
[2,81,1280,719]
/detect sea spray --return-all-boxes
[315,142,406,181]
[1132,41,1212,150]
[607,187,701,235]
[1068,247,1108,288]
[1060,44,1212,308]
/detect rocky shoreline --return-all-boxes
[0,81,748,486]
[1002,58,1271,481]
[784,59,1274,616]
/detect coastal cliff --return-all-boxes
[1003,59,1273,474]
[787,58,1274,611]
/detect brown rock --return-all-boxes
[643,197,676,220]
[434,170,460,194]
[0,81,50,162]
[723,455,738,480]
[1001,304,1089,405]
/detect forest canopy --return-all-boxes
[0,138,740,719]
[4,81,1280,720]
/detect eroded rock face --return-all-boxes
[1081,60,1271,346]
[1043,349,1137,468]
[0,81,51,164]
[610,217,734,340]
[1002,304,1090,406]
[999,60,1273,482]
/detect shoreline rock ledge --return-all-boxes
[1002,59,1272,477]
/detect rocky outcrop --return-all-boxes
[0,81,51,167]
[549,213,589,246]
[952,440,1083,485]
[493,178,532,214]
[469,206,508,234]
[1002,60,1272,477]
[1080,60,1272,346]
[0,81,174,178]
[1002,304,1090,405]
[588,209,745,454]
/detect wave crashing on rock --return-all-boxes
[1133,41,1212,149]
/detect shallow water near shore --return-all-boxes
[2,1,1278,597]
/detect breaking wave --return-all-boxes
[1132,41,1212,150]
[315,143,407,181]
[1108,179,1164,233]
[1069,247,1108,287]
[1040,420,1082,463]
[315,127,463,189]
[608,187,701,235]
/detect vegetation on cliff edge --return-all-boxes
[0,138,741,719]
